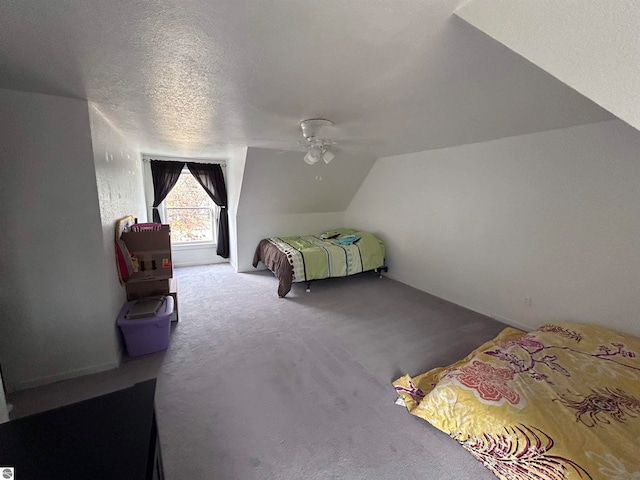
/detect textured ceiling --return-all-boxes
[0,0,613,160]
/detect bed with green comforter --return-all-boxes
[252,228,386,297]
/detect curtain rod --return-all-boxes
[141,155,226,167]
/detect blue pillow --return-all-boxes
[336,234,361,245]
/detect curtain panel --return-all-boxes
[186,162,229,259]
[150,160,185,223]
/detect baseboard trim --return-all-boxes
[490,314,531,331]
[12,360,120,393]
[173,259,229,268]
[381,273,534,332]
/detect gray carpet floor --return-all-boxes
[8,264,507,479]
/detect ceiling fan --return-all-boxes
[300,118,336,165]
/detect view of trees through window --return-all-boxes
[165,172,217,243]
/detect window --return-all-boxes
[164,170,218,244]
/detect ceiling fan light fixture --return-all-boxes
[300,118,337,166]
[300,118,334,139]
[304,147,322,165]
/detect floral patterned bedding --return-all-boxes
[393,321,640,480]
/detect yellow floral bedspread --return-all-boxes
[393,321,640,480]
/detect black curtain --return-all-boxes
[186,162,229,258]
[150,160,185,223]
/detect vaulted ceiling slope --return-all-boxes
[237,148,376,215]
[456,0,637,134]
[0,0,612,161]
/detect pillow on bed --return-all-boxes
[336,234,361,245]
[320,230,340,239]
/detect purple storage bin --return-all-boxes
[116,296,174,356]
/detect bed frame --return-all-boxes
[302,265,389,292]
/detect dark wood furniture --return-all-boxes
[0,379,163,480]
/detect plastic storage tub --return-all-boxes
[116,296,174,356]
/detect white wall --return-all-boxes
[0,90,121,391]
[238,148,376,215]
[346,119,640,337]
[455,1,640,132]
[88,103,147,356]
[226,147,248,271]
[170,246,227,267]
